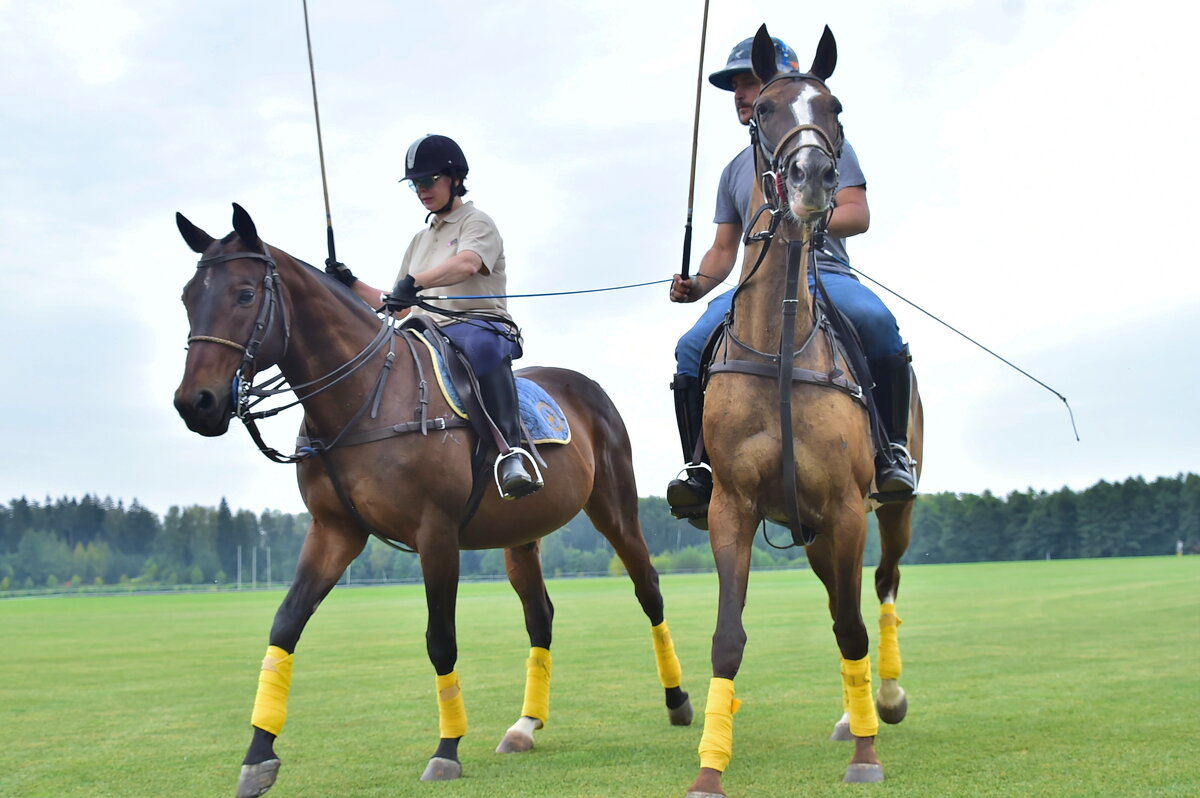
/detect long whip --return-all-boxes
[840,256,1081,441]
[302,0,337,264]
[680,0,711,280]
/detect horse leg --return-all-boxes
[685,496,757,798]
[418,535,467,782]
[874,500,914,724]
[495,541,553,754]
[804,542,856,743]
[824,508,885,784]
[236,523,367,798]
[584,476,692,726]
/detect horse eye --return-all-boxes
[237,289,256,305]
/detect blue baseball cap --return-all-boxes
[708,35,800,91]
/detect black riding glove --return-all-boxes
[325,257,358,286]
[384,275,420,312]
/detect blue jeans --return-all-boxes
[675,272,902,377]
[440,320,522,376]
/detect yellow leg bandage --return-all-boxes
[841,655,878,738]
[436,671,468,739]
[520,647,552,725]
[698,677,741,772]
[250,645,294,737]
[651,621,683,689]
[878,602,903,680]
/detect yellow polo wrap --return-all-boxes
[698,677,741,772]
[651,621,683,689]
[841,655,878,738]
[436,671,468,739]
[250,645,294,736]
[878,603,903,680]
[520,647,553,724]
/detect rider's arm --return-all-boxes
[670,222,742,303]
[351,278,387,307]
[408,250,485,289]
[827,186,869,238]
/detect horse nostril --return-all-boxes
[194,389,216,413]
[788,162,807,187]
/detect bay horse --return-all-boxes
[684,25,924,796]
[172,204,692,797]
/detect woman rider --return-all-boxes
[326,134,540,500]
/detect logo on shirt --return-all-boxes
[446,238,458,248]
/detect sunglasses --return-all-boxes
[409,174,444,192]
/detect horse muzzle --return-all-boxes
[783,151,838,221]
[174,382,234,436]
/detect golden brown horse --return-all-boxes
[684,25,924,796]
[173,205,692,797]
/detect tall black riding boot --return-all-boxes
[868,345,917,501]
[665,374,712,521]
[477,364,542,500]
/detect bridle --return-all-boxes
[185,246,394,462]
[748,72,844,216]
[188,247,291,422]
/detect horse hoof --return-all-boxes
[830,719,853,742]
[843,763,884,783]
[876,688,908,725]
[236,759,281,798]
[420,756,462,781]
[669,695,695,726]
[495,729,534,753]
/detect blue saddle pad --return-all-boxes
[516,378,571,445]
[415,331,570,445]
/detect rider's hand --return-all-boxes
[670,274,695,303]
[325,258,358,287]
[383,275,420,312]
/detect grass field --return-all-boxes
[2,556,1197,797]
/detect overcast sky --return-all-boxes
[1,0,1195,518]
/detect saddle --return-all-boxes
[399,315,536,460]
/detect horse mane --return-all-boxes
[279,248,384,322]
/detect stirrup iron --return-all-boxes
[494,447,544,497]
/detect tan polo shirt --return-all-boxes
[395,201,512,326]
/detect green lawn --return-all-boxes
[2,556,1197,797]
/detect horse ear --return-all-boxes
[809,25,837,80]
[750,24,778,84]
[176,212,215,254]
[231,202,260,248]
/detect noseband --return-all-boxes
[187,247,291,419]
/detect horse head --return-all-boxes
[750,24,844,222]
[174,204,288,436]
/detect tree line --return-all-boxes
[1,473,1195,594]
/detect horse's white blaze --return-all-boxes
[788,83,822,128]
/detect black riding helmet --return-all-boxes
[402,134,469,193]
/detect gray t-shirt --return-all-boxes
[714,140,865,276]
